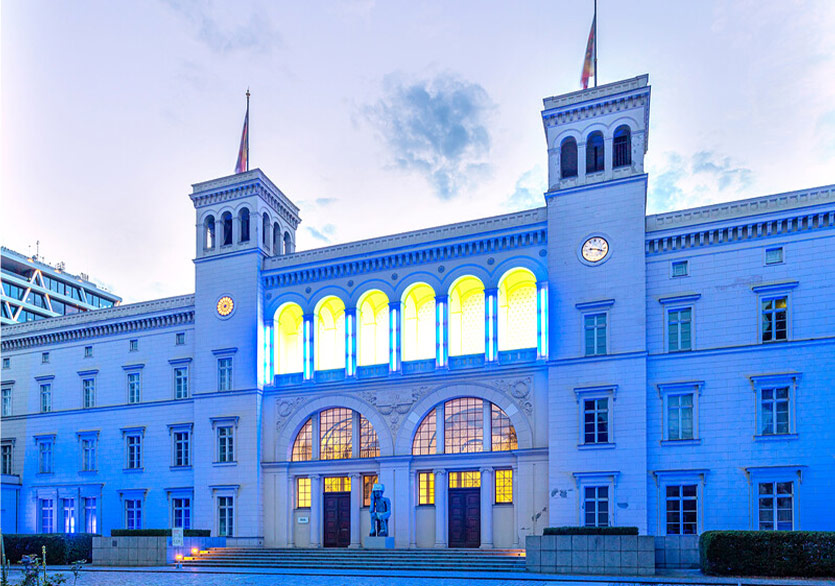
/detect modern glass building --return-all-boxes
[1,74,833,546]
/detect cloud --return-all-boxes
[306,224,336,243]
[691,151,752,191]
[504,166,547,210]
[363,72,493,200]
[315,197,338,207]
[818,110,835,154]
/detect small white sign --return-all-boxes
[298,516,309,524]
[172,527,184,546]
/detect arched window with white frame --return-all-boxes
[315,296,345,371]
[402,283,436,361]
[448,275,485,357]
[357,290,389,366]
[498,267,537,351]
[274,302,303,374]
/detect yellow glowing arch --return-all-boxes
[357,289,390,366]
[498,268,537,351]
[315,296,345,371]
[274,302,304,374]
[402,282,436,361]
[448,275,485,356]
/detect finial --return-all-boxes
[246,87,250,99]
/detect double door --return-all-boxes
[448,487,480,548]
[323,491,350,548]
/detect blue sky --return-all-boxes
[2,1,834,303]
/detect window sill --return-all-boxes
[78,469,98,475]
[494,502,514,507]
[213,461,237,467]
[36,472,54,476]
[122,468,144,474]
[760,339,789,345]
[666,349,693,354]
[170,465,192,471]
[661,439,701,446]
[754,433,798,442]
[577,442,616,450]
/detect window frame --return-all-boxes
[753,282,797,344]
[211,416,239,464]
[653,470,706,536]
[1,440,14,475]
[666,306,694,353]
[583,312,608,356]
[171,496,192,530]
[746,466,804,531]
[216,495,235,537]
[575,299,614,358]
[417,471,435,506]
[175,332,186,345]
[764,247,784,266]
[1,386,12,417]
[84,346,93,358]
[170,358,192,400]
[35,434,55,474]
[168,423,193,469]
[671,260,689,278]
[750,373,800,439]
[574,472,617,528]
[121,427,145,472]
[658,381,703,444]
[217,356,233,391]
[129,339,138,352]
[494,468,513,505]
[296,477,311,509]
[77,430,99,473]
[574,386,616,448]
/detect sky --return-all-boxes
[2,1,834,304]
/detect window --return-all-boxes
[296,477,311,508]
[583,486,609,527]
[758,482,793,530]
[402,282,436,361]
[40,499,54,532]
[359,414,380,458]
[173,431,190,467]
[275,303,304,375]
[760,387,790,435]
[667,308,692,352]
[217,426,234,463]
[174,367,189,399]
[444,397,483,454]
[217,496,234,536]
[613,125,631,168]
[239,208,250,243]
[129,339,138,352]
[320,407,352,460]
[41,352,50,364]
[761,296,787,342]
[560,137,578,178]
[204,215,216,249]
[81,438,97,471]
[671,260,688,277]
[418,471,435,505]
[498,268,538,352]
[667,393,694,440]
[284,232,293,254]
[412,399,516,456]
[2,357,9,369]
[222,211,233,246]
[126,435,142,469]
[495,469,513,504]
[40,383,52,413]
[292,409,379,461]
[412,409,437,455]
[1,443,13,475]
[218,357,232,391]
[83,497,97,533]
[584,313,607,356]
[362,474,378,507]
[315,296,346,371]
[491,404,518,451]
[273,222,282,255]
[125,499,142,530]
[175,332,185,345]
[357,290,390,366]
[127,372,141,403]
[448,276,485,357]
[765,247,783,265]
[448,471,480,488]
[586,131,604,173]
[61,498,76,533]
[84,346,93,358]
[583,398,609,444]
[173,498,191,530]
[666,485,698,534]
[324,476,352,492]
[291,418,312,461]
[2,387,11,417]
[262,213,270,249]
[82,378,96,408]
[38,439,54,473]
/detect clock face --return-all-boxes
[216,296,235,317]
[582,237,609,262]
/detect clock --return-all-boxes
[581,236,609,263]
[216,296,235,317]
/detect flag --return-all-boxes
[235,108,248,174]
[581,15,596,89]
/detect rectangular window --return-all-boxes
[418,471,435,505]
[217,426,234,463]
[40,383,52,413]
[584,313,607,356]
[126,435,142,469]
[1,387,11,417]
[665,484,698,535]
[362,474,378,507]
[174,367,189,399]
[125,499,142,530]
[217,496,234,537]
[42,352,50,364]
[61,498,76,533]
[583,398,609,444]
[667,394,694,440]
[129,339,138,352]
[583,486,609,527]
[82,378,96,408]
[667,308,692,352]
[765,247,783,265]
[761,296,788,342]
[84,346,93,358]
[127,372,141,404]
[1,443,12,475]
[448,471,480,488]
[2,357,9,369]
[175,332,185,345]
[38,440,53,473]
[173,498,191,530]
[324,476,352,492]
[671,260,689,277]
[81,438,97,471]
[761,387,790,435]
[495,469,513,504]
[218,358,232,391]
[40,499,54,532]
[758,482,793,530]
[296,477,311,508]
[173,431,190,467]
[83,497,97,533]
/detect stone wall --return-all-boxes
[92,536,225,566]
[654,535,699,569]
[525,534,655,576]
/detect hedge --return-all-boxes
[543,526,639,535]
[2,534,94,565]
[700,531,835,577]
[109,529,211,537]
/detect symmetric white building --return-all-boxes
[2,74,834,548]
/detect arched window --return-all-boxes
[613,125,631,168]
[221,211,233,246]
[204,215,216,250]
[586,131,605,173]
[315,296,345,371]
[262,213,270,250]
[273,223,282,255]
[284,232,293,254]
[448,276,485,357]
[498,268,537,351]
[275,303,303,374]
[358,290,389,366]
[411,397,517,455]
[402,283,436,361]
[291,408,380,461]
[560,137,578,178]
[239,208,250,243]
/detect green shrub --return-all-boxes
[700,530,835,577]
[109,529,210,537]
[2,534,94,565]
[543,526,639,535]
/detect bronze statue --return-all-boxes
[369,483,391,537]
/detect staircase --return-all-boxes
[181,547,527,572]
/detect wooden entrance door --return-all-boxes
[448,487,480,548]
[323,491,350,547]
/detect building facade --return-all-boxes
[2,74,834,546]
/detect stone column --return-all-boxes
[409,470,417,548]
[433,469,447,548]
[311,416,321,460]
[511,465,519,546]
[349,472,361,548]
[604,136,614,181]
[303,313,315,380]
[578,141,587,182]
[351,411,360,459]
[309,474,321,547]
[480,467,494,548]
[482,401,492,452]
[286,473,295,547]
[484,288,498,362]
[389,301,402,373]
[435,405,445,455]
[345,307,357,377]
[393,464,410,548]
[435,294,449,368]
[273,465,288,547]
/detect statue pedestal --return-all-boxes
[364,536,395,549]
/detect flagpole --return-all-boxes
[246,88,250,172]
[594,0,598,87]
